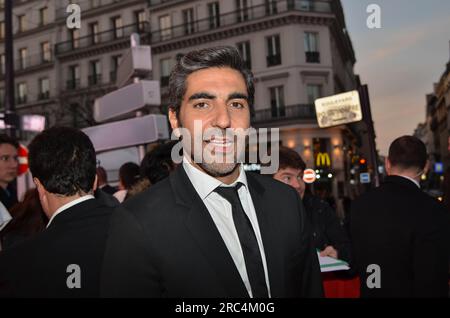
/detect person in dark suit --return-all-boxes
[351,136,450,298]
[0,134,19,211]
[0,127,113,298]
[101,46,323,298]
[96,166,117,195]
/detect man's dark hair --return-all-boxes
[278,146,306,171]
[140,141,178,185]
[168,46,254,116]
[119,162,140,190]
[0,134,19,149]
[388,135,427,171]
[28,127,96,196]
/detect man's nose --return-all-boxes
[212,103,231,129]
[291,178,301,190]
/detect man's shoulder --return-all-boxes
[246,171,298,196]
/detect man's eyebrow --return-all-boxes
[188,92,216,101]
[227,92,248,101]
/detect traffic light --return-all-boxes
[359,158,368,172]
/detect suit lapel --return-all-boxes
[169,166,249,297]
[246,173,284,297]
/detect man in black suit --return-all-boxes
[351,136,450,297]
[101,46,323,298]
[0,127,113,297]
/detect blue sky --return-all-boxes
[341,0,450,155]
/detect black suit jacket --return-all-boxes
[101,166,323,298]
[100,185,117,196]
[350,176,450,297]
[0,199,113,298]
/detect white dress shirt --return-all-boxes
[398,175,420,188]
[46,195,95,228]
[183,158,271,298]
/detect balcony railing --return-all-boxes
[14,50,53,72]
[305,51,320,63]
[88,74,102,86]
[66,79,81,90]
[266,54,282,67]
[160,76,170,87]
[38,91,50,100]
[55,22,150,55]
[110,71,117,83]
[150,0,331,44]
[16,96,28,105]
[252,103,316,124]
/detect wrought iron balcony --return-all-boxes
[150,0,331,44]
[252,103,317,125]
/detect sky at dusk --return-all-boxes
[341,0,450,155]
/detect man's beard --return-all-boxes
[197,160,240,178]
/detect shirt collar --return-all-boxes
[397,175,420,188]
[46,195,95,228]
[182,156,248,200]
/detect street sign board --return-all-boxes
[0,114,46,132]
[360,172,371,184]
[93,80,161,122]
[116,45,152,88]
[82,114,169,153]
[315,90,363,128]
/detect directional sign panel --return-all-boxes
[83,114,169,153]
[94,80,161,123]
[360,172,371,184]
[116,45,152,88]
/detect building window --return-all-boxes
[135,10,146,32]
[304,32,320,63]
[0,21,5,39]
[39,7,48,26]
[237,41,251,70]
[68,65,80,90]
[19,48,27,69]
[270,86,285,117]
[208,2,220,29]
[160,58,171,87]
[90,22,99,44]
[236,0,249,23]
[41,42,51,63]
[307,84,322,103]
[182,8,195,35]
[112,16,123,39]
[111,55,122,83]
[0,54,5,75]
[18,15,26,33]
[266,35,281,67]
[159,15,172,41]
[70,29,80,49]
[17,82,27,104]
[265,0,278,15]
[89,60,102,85]
[38,78,50,100]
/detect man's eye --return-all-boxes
[283,176,291,183]
[230,102,244,109]
[193,102,208,109]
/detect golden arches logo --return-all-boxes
[316,152,331,167]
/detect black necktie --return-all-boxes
[214,183,269,298]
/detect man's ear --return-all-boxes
[34,178,46,200]
[385,157,391,175]
[169,107,182,138]
[93,175,98,192]
[423,160,430,175]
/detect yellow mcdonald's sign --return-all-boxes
[316,152,331,167]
